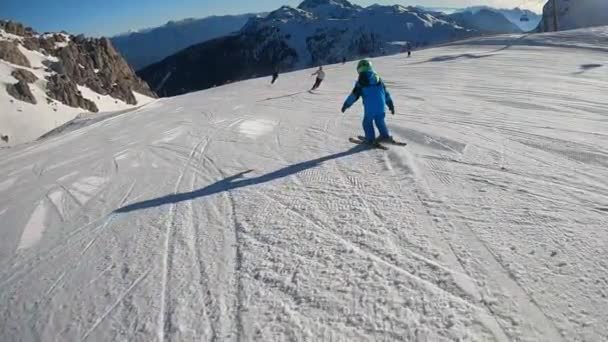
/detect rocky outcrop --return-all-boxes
[0,40,31,67]
[6,81,36,104]
[46,74,98,112]
[11,68,38,83]
[2,19,156,113]
[0,21,34,37]
[53,37,155,104]
[22,34,65,55]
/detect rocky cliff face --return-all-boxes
[52,36,155,105]
[1,20,157,146]
[0,20,155,112]
[0,40,30,67]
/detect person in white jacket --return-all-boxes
[310,66,325,90]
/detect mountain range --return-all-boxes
[457,7,541,32]
[110,14,257,71]
[138,0,532,97]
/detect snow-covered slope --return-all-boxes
[539,0,608,32]
[0,22,156,146]
[1,27,608,341]
[139,1,479,97]
[454,25,608,52]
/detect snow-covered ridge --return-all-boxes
[141,0,501,97]
[0,21,156,146]
[241,1,477,67]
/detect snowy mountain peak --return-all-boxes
[364,4,413,15]
[265,6,315,21]
[297,0,360,19]
[298,0,358,10]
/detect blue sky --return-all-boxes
[0,0,545,37]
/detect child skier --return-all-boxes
[341,59,395,144]
[310,66,325,90]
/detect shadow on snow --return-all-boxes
[115,145,367,213]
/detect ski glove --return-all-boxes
[388,101,395,115]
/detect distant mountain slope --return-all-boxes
[458,7,541,32]
[0,20,156,146]
[139,0,483,97]
[495,8,541,32]
[449,8,522,34]
[110,14,257,70]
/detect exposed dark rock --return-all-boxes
[6,81,37,104]
[46,74,98,112]
[1,135,8,143]
[3,20,157,112]
[0,20,35,37]
[21,36,58,55]
[54,37,155,104]
[0,40,31,67]
[11,68,38,83]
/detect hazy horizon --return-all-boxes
[0,0,546,37]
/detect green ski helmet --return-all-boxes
[357,59,373,73]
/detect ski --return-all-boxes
[349,137,388,150]
[357,136,407,146]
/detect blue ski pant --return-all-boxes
[363,112,389,142]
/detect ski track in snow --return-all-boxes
[1,30,608,341]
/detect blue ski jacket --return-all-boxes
[342,71,394,115]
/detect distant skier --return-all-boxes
[406,42,412,57]
[341,59,395,144]
[342,57,346,64]
[310,66,325,90]
[1,134,8,143]
[271,68,279,84]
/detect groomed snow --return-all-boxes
[0,28,607,341]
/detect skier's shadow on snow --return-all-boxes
[259,91,308,102]
[414,45,511,65]
[114,145,367,213]
[573,63,602,74]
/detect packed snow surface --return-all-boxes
[1,27,607,341]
